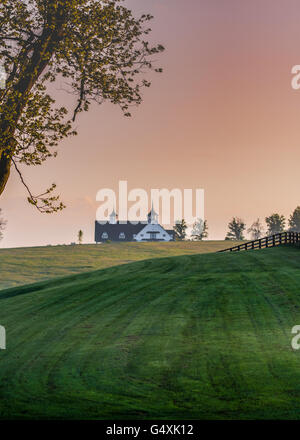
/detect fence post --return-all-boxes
[259,239,262,249]
[273,234,275,247]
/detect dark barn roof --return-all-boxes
[95,221,146,242]
[165,229,175,238]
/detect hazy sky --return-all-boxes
[2,0,300,247]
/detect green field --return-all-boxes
[0,241,242,290]
[1,244,300,419]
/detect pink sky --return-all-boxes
[2,0,300,247]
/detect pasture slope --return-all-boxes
[0,241,243,290]
[1,245,300,419]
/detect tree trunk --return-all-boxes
[0,19,65,199]
[0,150,11,196]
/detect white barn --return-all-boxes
[95,207,174,242]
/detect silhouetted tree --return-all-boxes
[0,208,6,241]
[174,219,187,241]
[191,218,208,241]
[0,0,164,212]
[78,229,83,245]
[247,218,264,240]
[225,217,246,240]
[265,213,285,235]
[289,207,300,232]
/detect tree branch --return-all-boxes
[12,158,65,213]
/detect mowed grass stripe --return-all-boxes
[0,241,244,290]
[1,246,300,418]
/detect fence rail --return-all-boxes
[218,231,300,253]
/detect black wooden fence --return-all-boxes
[218,231,300,253]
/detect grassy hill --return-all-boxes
[0,240,242,290]
[1,245,300,419]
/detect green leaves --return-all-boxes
[0,0,164,211]
[265,213,286,235]
[225,217,246,241]
[288,207,300,232]
[174,219,188,241]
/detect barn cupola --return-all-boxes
[148,203,158,224]
[109,207,117,224]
